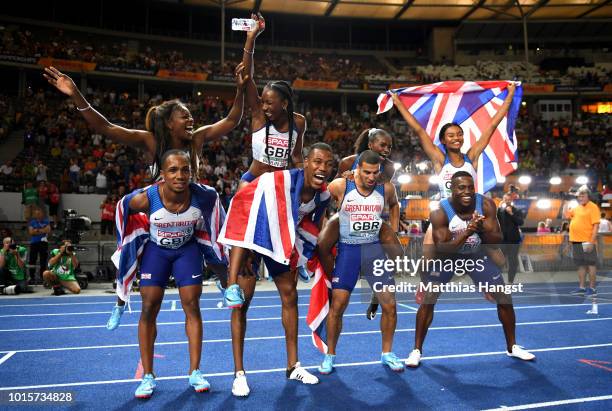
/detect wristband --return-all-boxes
[243,48,254,54]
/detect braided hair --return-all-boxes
[145,99,200,181]
[353,128,391,154]
[264,81,295,167]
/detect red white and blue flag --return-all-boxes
[218,168,329,266]
[377,81,522,193]
[112,183,227,304]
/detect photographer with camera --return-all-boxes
[43,240,81,295]
[0,237,32,294]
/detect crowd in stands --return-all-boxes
[2,23,612,86]
[413,61,612,86]
[0,23,388,83]
[515,114,611,185]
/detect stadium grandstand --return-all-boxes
[0,1,610,410]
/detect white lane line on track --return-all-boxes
[397,303,418,311]
[1,302,609,333]
[481,394,612,410]
[0,291,370,308]
[0,300,369,318]
[1,317,610,354]
[2,284,610,308]
[0,342,611,391]
[2,290,607,318]
[0,351,16,366]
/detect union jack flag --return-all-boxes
[218,168,329,266]
[377,81,522,193]
[111,183,226,304]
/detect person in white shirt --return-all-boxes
[96,170,108,194]
[599,213,611,233]
[35,160,48,182]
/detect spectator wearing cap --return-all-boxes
[566,186,601,296]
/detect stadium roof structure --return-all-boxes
[192,0,612,21]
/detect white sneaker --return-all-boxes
[507,345,535,361]
[405,349,422,368]
[287,362,319,385]
[232,371,250,397]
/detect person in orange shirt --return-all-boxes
[84,157,97,173]
[565,186,600,296]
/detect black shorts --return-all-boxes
[572,242,597,267]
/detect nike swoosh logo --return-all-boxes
[154,217,162,221]
[492,274,501,280]
[346,199,355,202]
[192,274,202,278]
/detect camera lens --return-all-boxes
[9,244,16,250]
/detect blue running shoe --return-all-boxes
[381,352,405,372]
[297,265,311,283]
[318,354,336,375]
[585,288,597,296]
[570,288,586,295]
[189,369,211,392]
[134,373,156,399]
[224,284,245,309]
[106,304,126,331]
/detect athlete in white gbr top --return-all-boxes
[391,82,515,199]
[239,13,305,186]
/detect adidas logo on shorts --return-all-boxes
[141,273,152,279]
[332,277,339,283]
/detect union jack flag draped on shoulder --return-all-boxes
[111,182,227,305]
[377,81,522,194]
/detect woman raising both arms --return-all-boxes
[392,82,516,199]
[43,63,248,180]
